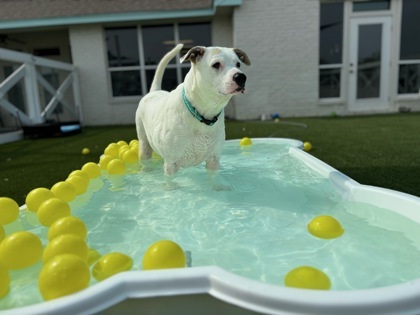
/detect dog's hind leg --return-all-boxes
[135,119,152,160]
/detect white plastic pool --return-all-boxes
[2,138,420,315]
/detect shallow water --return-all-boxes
[2,141,420,310]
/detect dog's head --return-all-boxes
[181,46,251,96]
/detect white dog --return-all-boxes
[135,44,250,182]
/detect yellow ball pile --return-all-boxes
[0,138,144,303]
[101,140,140,176]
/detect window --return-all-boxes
[353,0,390,12]
[105,23,211,98]
[398,0,420,94]
[319,2,344,99]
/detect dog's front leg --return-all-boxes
[164,161,180,190]
[206,157,231,191]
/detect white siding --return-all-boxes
[233,0,320,119]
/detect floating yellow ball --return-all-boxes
[87,248,102,266]
[303,141,313,152]
[285,266,331,290]
[129,139,139,147]
[81,162,101,179]
[37,198,71,227]
[65,176,89,195]
[122,149,139,164]
[240,137,252,146]
[117,140,128,147]
[48,216,87,241]
[99,155,114,170]
[104,143,119,158]
[308,215,344,239]
[0,197,19,225]
[0,264,10,298]
[43,234,88,264]
[25,188,55,213]
[142,240,186,270]
[118,146,130,159]
[51,181,76,203]
[107,159,126,175]
[68,170,90,183]
[81,148,90,155]
[38,254,90,301]
[0,231,42,269]
[0,226,4,242]
[92,252,133,281]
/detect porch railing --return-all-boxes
[0,48,82,127]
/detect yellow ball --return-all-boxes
[122,149,139,164]
[81,148,90,155]
[0,226,5,242]
[129,139,139,147]
[118,145,130,158]
[43,234,88,264]
[0,197,19,225]
[0,231,42,269]
[65,176,89,195]
[51,181,76,203]
[68,170,90,183]
[0,264,10,298]
[81,162,101,179]
[48,216,87,241]
[99,155,114,170]
[117,140,129,147]
[284,266,331,290]
[303,141,313,152]
[87,248,102,266]
[308,215,344,239]
[38,254,90,301]
[240,137,252,146]
[37,198,71,227]
[92,252,133,281]
[104,143,119,157]
[107,159,126,175]
[25,188,55,213]
[142,240,186,270]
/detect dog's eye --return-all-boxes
[236,62,241,68]
[212,62,221,70]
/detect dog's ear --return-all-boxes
[233,49,251,66]
[181,46,206,63]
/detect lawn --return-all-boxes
[1,113,419,205]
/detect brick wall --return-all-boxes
[233,0,320,119]
[0,0,212,21]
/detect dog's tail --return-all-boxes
[149,44,184,92]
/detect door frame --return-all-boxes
[348,16,392,112]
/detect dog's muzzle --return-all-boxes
[233,72,247,92]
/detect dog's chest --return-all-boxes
[178,131,217,165]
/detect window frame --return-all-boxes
[104,22,211,101]
[319,1,345,103]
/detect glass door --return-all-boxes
[348,17,391,111]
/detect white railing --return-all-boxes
[0,48,82,126]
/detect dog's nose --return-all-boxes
[233,72,247,88]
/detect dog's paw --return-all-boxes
[212,181,232,191]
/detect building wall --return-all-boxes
[69,24,138,126]
[233,0,320,119]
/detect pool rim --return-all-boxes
[3,137,420,315]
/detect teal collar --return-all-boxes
[182,87,222,126]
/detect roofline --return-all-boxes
[0,0,242,31]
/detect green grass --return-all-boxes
[1,113,420,205]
